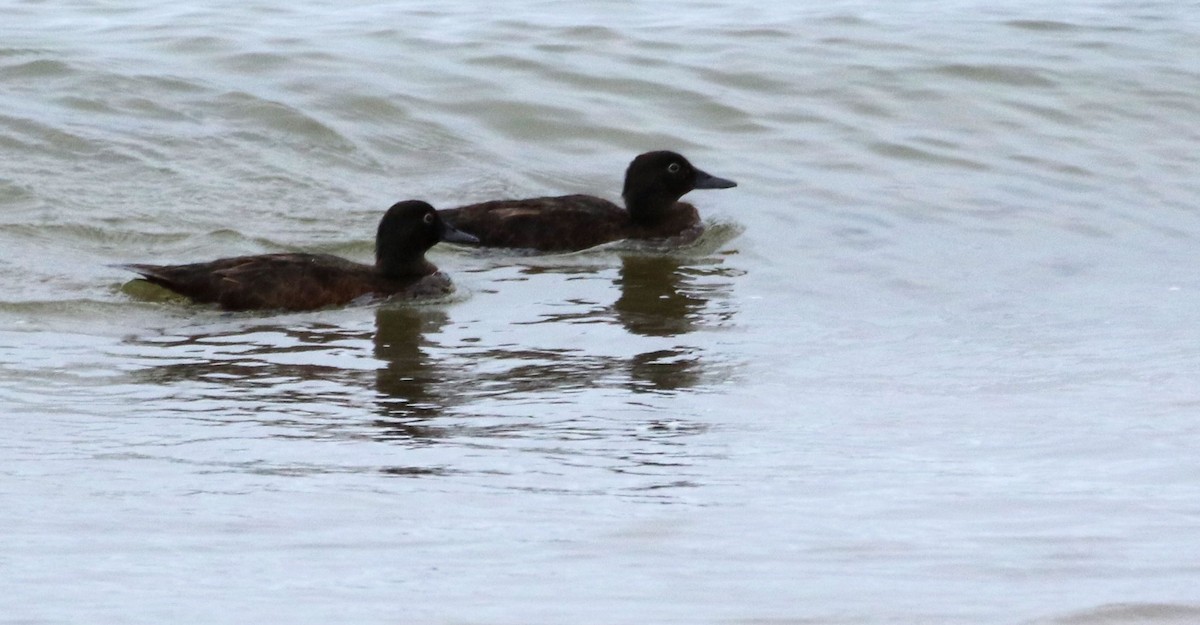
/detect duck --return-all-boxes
[438,151,736,252]
[117,200,478,311]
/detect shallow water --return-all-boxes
[3,2,1200,623]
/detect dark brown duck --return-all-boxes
[439,151,736,252]
[117,200,478,311]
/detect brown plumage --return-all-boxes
[118,200,477,312]
[439,151,736,252]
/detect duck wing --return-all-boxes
[120,253,382,311]
[440,195,630,252]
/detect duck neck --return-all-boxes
[624,191,678,226]
[376,249,435,280]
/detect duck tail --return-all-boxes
[111,263,175,286]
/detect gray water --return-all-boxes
[3,1,1200,623]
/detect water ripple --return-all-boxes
[5,4,1200,620]
[931,63,1058,87]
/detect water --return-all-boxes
[4,1,1200,623]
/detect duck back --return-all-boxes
[440,195,631,252]
[122,253,436,311]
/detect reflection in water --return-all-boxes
[613,254,740,338]
[126,321,375,412]
[372,306,448,421]
[364,255,742,489]
[613,255,705,337]
[612,255,740,393]
[116,255,739,490]
[629,349,702,393]
[367,298,719,495]
[369,306,528,444]
[369,256,740,427]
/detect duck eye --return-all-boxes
[667,162,682,173]
[423,212,435,225]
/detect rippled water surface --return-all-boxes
[4,2,1200,623]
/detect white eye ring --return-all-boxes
[667,162,681,173]
[423,212,436,224]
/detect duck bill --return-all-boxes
[441,222,480,244]
[693,168,737,189]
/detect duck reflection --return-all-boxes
[613,255,738,336]
[611,254,739,393]
[613,255,705,337]
[627,348,702,393]
[126,321,375,399]
[372,306,448,419]
[121,314,464,477]
[370,306,483,442]
[118,298,723,493]
[371,302,621,441]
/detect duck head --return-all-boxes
[376,200,478,277]
[621,151,737,224]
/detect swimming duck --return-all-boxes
[118,200,478,311]
[439,151,736,252]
